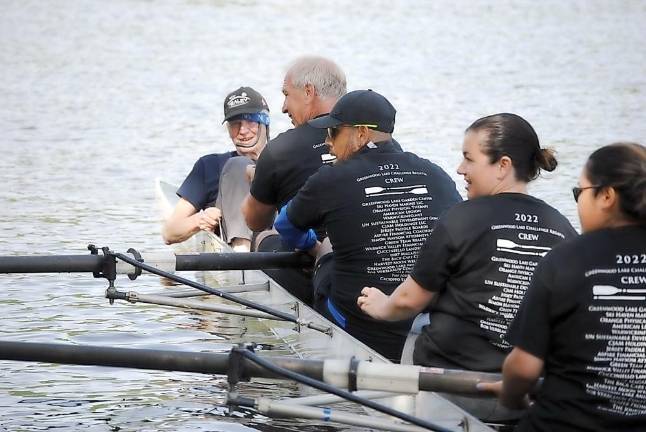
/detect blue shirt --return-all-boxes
[177,151,237,210]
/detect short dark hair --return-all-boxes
[466,113,557,182]
[586,142,646,223]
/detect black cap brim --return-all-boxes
[308,114,344,129]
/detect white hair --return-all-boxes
[286,56,347,99]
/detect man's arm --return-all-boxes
[274,203,317,251]
[357,276,436,321]
[162,198,221,245]
[242,194,276,232]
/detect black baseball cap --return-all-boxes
[308,89,396,133]
[223,86,269,123]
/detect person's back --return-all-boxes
[411,193,576,371]
[494,142,646,431]
[277,90,462,360]
[357,112,577,420]
[512,226,646,431]
[299,144,460,323]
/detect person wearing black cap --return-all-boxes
[274,89,462,361]
[162,86,270,251]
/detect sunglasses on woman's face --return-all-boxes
[572,186,600,202]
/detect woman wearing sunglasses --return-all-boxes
[479,142,646,431]
[358,113,577,374]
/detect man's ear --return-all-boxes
[358,126,372,145]
[303,83,316,100]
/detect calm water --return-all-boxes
[1,0,645,430]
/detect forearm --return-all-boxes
[360,276,434,322]
[499,348,543,409]
[274,204,317,251]
[381,289,427,321]
[162,213,200,245]
[242,195,275,231]
[499,375,534,410]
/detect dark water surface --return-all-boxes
[1,0,645,430]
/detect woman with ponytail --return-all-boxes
[358,113,577,373]
[481,143,646,431]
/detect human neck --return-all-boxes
[310,97,337,118]
[601,209,640,230]
[491,179,528,195]
[368,131,391,143]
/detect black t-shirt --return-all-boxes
[411,193,577,372]
[250,122,331,210]
[177,151,237,210]
[507,225,646,432]
[288,140,462,327]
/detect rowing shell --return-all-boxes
[155,178,495,431]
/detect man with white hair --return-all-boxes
[241,56,346,302]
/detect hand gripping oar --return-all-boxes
[110,251,331,335]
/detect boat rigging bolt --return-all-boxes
[292,302,301,333]
[298,320,333,336]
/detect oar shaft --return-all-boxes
[176,252,312,270]
[0,251,312,274]
[419,369,502,395]
[0,255,104,273]
[0,341,324,379]
[0,341,510,396]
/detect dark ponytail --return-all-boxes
[466,113,557,182]
[586,142,646,224]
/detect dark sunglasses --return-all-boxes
[327,126,343,140]
[572,186,600,202]
[327,124,378,140]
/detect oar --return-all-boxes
[236,349,454,432]
[593,285,646,296]
[0,250,313,274]
[496,239,551,251]
[0,340,505,396]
